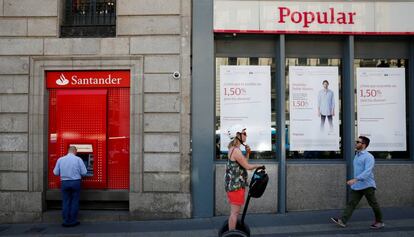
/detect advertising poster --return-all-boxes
[357,68,406,151]
[289,66,340,151]
[220,66,271,152]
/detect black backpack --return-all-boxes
[249,167,268,198]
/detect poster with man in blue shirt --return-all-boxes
[53,146,87,227]
[331,136,384,229]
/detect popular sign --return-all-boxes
[214,1,414,35]
[46,70,130,88]
[277,7,356,28]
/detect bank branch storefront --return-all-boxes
[41,69,132,208]
[46,71,130,191]
[192,0,414,217]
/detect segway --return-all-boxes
[219,166,269,237]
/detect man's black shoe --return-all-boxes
[62,221,80,227]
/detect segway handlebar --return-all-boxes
[253,165,266,174]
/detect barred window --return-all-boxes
[61,0,116,37]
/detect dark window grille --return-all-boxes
[61,0,116,37]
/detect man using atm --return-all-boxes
[53,146,87,227]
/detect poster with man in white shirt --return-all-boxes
[289,66,340,151]
[318,80,335,131]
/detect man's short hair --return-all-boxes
[322,80,329,85]
[359,136,370,147]
[68,146,77,153]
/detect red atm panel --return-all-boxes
[47,70,130,190]
[48,89,108,189]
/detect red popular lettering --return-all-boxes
[278,7,290,23]
[277,7,356,28]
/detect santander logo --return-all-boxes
[54,73,122,86]
[46,71,130,89]
[56,74,69,86]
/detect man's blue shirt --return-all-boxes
[53,153,87,181]
[351,150,376,190]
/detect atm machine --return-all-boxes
[71,144,94,177]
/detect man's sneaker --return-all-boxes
[370,222,384,229]
[331,217,347,228]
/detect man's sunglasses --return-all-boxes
[355,141,364,144]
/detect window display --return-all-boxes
[216,57,277,159]
[354,59,410,159]
[286,58,343,159]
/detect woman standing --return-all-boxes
[225,124,262,230]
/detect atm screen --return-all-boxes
[78,153,94,177]
[70,144,94,177]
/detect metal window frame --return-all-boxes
[60,0,116,38]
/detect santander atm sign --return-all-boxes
[46,70,130,88]
[214,1,414,35]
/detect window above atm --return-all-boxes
[60,0,116,37]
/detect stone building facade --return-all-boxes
[0,0,191,223]
[1,0,414,225]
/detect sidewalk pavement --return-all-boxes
[1,207,413,236]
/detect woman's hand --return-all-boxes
[245,145,251,155]
[256,165,265,170]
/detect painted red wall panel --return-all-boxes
[107,88,130,189]
[48,90,59,189]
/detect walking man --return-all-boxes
[53,146,87,227]
[331,136,384,229]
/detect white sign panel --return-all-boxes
[289,66,340,151]
[357,68,406,151]
[220,66,271,152]
[214,1,414,34]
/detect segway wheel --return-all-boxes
[221,229,249,237]
[218,219,250,237]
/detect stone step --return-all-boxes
[42,210,130,223]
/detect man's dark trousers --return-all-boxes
[342,187,383,223]
[61,180,81,225]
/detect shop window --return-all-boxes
[298,58,307,66]
[286,58,343,159]
[228,57,238,65]
[354,59,409,159]
[215,57,277,160]
[61,0,116,37]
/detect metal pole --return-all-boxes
[191,0,215,217]
[409,40,414,161]
[276,34,286,214]
[343,36,355,201]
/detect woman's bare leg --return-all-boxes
[229,204,241,230]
